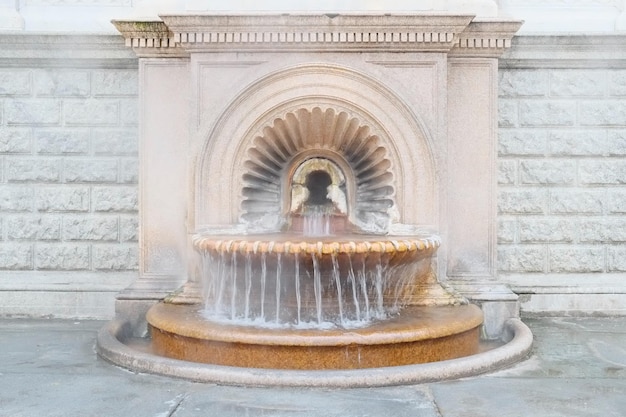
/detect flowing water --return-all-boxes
[197,197,437,329]
[197,231,433,329]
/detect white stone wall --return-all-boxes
[0,35,138,318]
[498,69,626,273]
[1,33,625,318]
[497,35,626,315]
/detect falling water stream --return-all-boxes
[198,210,425,329]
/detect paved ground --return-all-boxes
[1,317,625,417]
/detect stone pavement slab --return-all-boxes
[431,317,626,417]
[1,317,625,417]
[0,320,440,417]
[432,378,626,417]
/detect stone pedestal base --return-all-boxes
[451,281,520,339]
[147,302,483,370]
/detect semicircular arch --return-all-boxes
[195,63,437,230]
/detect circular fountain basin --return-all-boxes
[193,233,444,326]
[145,233,483,370]
[148,302,483,369]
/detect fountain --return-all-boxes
[97,13,533,386]
[147,107,481,369]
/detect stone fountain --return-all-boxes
[148,106,479,369]
[97,13,533,386]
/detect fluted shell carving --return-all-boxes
[241,107,395,232]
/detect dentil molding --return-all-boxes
[112,14,522,58]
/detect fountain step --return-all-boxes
[147,302,483,370]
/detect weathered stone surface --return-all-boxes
[35,243,89,270]
[63,216,118,241]
[93,186,137,212]
[519,101,576,126]
[498,245,545,272]
[607,191,626,213]
[0,187,33,212]
[578,218,626,243]
[64,159,118,183]
[7,215,61,240]
[498,189,547,214]
[64,99,119,126]
[579,101,626,126]
[550,190,604,214]
[120,158,138,183]
[549,70,605,97]
[497,219,516,243]
[0,128,32,153]
[499,69,548,97]
[0,244,33,269]
[37,187,89,212]
[609,70,626,96]
[35,129,90,154]
[519,218,576,243]
[579,160,626,184]
[5,99,61,125]
[6,158,61,182]
[498,160,517,185]
[0,70,31,96]
[608,247,626,271]
[120,216,138,242]
[548,130,607,156]
[93,70,138,96]
[34,70,90,97]
[549,246,605,273]
[607,130,626,155]
[519,160,576,184]
[93,245,138,270]
[498,129,546,156]
[498,100,518,127]
[119,99,138,126]
[93,129,137,155]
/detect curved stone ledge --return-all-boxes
[96,317,533,387]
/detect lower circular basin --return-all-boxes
[147,302,483,370]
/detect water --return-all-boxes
[195,214,440,329]
[302,208,332,236]
[198,238,426,329]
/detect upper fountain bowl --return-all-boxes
[191,231,457,329]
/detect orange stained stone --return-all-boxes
[147,302,483,370]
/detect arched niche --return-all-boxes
[195,63,437,232]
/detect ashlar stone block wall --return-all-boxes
[498,69,626,272]
[497,35,626,315]
[0,35,139,318]
[1,34,625,318]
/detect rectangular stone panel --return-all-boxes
[140,60,189,278]
[6,99,61,125]
[0,128,32,153]
[447,59,497,278]
[34,70,90,97]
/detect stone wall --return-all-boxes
[1,33,625,318]
[498,35,626,315]
[0,35,138,318]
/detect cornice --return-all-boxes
[111,20,183,57]
[0,33,137,68]
[500,34,626,68]
[450,19,524,58]
[112,13,522,57]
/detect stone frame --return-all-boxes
[113,14,522,335]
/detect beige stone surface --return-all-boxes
[114,15,521,310]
